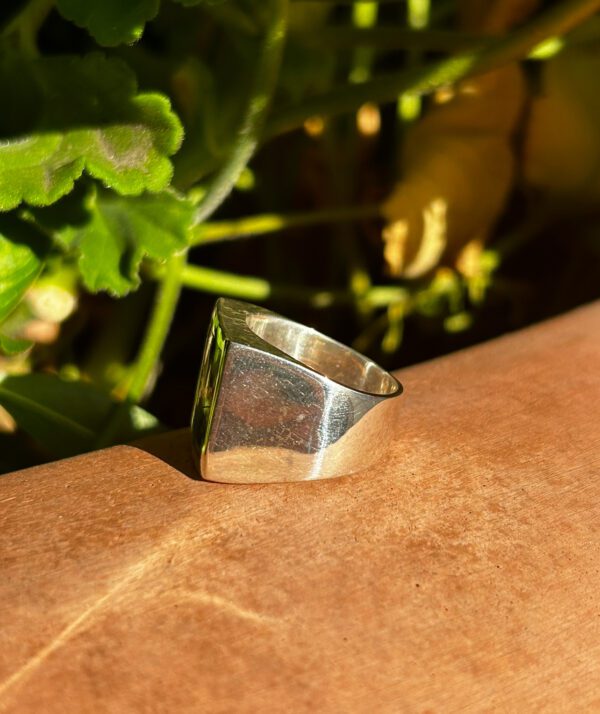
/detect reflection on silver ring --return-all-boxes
[191,298,403,484]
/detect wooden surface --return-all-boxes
[1,303,600,713]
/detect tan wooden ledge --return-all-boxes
[1,303,599,713]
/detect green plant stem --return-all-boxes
[155,262,409,310]
[178,263,338,308]
[193,0,288,222]
[396,0,430,123]
[190,203,381,246]
[3,0,54,56]
[84,287,151,388]
[96,252,183,446]
[266,0,600,137]
[126,252,187,403]
[339,5,377,318]
[179,265,272,301]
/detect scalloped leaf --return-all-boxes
[56,0,160,46]
[55,0,223,46]
[0,54,183,212]
[42,187,194,296]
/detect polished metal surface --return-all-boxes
[191,298,403,483]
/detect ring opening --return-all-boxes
[246,313,399,396]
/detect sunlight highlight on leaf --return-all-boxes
[0,55,183,212]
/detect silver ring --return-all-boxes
[191,298,403,483]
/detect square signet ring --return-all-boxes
[191,298,403,484]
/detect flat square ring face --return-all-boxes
[191,298,403,484]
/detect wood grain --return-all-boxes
[1,303,599,713]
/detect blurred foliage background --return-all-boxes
[1,0,599,473]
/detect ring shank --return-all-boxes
[246,313,399,397]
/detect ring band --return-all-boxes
[191,298,403,484]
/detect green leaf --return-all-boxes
[0,215,49,324]
[0,334,32,355]
[173,41,256,186]
[56,0,160,46]
[55,0,225,47]
[0,54,183,212]
[40,186,194,296]
[0,373,162,459]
